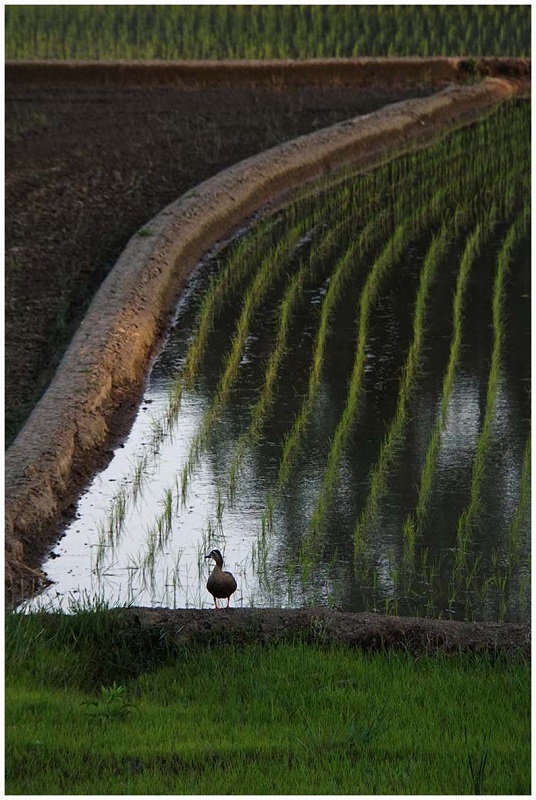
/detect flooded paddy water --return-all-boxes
[28,101,530,621]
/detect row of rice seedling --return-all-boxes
[6,5,530,59]
[453,205,530,576]
[121,148,454,582]
[97,166,385,562]
[506,434,531,569]
[353,222,452,556]
[400,206,499,562]
[304,172,491,550]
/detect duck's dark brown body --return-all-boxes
[205,549,237,609]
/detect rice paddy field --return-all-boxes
[5,6,532,795]
[5,4,531,60]
[27,99,530,623]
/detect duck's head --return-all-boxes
[205,549,224,568]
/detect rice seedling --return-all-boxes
[162,488,173,536]
[6,5,529,60]
[178,223,305,504]
[507,434,531,568]
[454,208,530,577]
[215,488,225,530]
[353,222,451,553]
[400,205,499,565]
[307,194,446,551]
[131,453,148,504]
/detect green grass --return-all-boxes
[5,5,530,60]
[5,610,530,795]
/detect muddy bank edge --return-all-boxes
[5,56,530,88]
[5,77,522,603]
[122,607,531,657]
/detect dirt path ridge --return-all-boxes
[5,56,530,88]
[125,607,530,656]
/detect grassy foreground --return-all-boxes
[5,610,530,795]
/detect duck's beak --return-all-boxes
[205,554,212,559]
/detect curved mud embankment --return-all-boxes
[5,56,530,89]
[5,76,523,604]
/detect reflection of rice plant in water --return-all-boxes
[306,184,457,551]
[400,205,499,564]
[71,100,531,620]
[453,207,530,582]
[178,226,306,505]
[507,434,531,569]
[353,222,451,556]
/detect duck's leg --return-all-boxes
[226,596,230,609]
[213,596,219,610]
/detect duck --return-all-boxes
[205,549,237,609]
